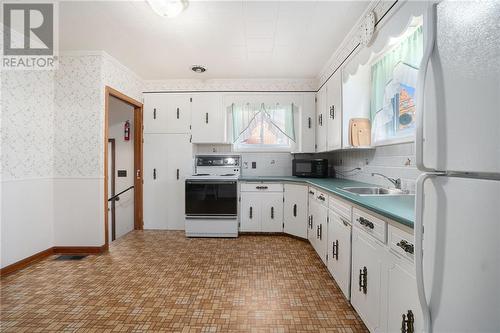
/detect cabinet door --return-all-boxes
[386,253,423,333]
[307,188,317,243]
[327,210,352,300]
[165,94,191,134]
[326,71,342,151]
[315,203,328,265]
[351,227,384,332]
[164,134,192,230]
[261,192,283,232]
[240,192,261,232]
[283,184,308,238]
[191,93,225,143]
[315,86,327,152]
[144,94,169,133]
[299,93,316,153]
[143,134,170,229]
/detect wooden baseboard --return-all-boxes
[52,245,106,255]
[1,245,106,277]
[0,248,54,277]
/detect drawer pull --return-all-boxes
[308,215,313,228]
[271,207,274,219]
[359,266,367,294]
[176,107,180,119]
[317,224,322,240]
[153,168,157,180]
[401,310,414,333]
[358,217,374,229]
[205,112,208,124]
[308,117,311,129]
[309,190,315,195]
[293,204,297,217]
[256,186,269,190]
[397,240,414,254]
[249,207,253,219]
[332,240,338,260]
[153,108,157,119]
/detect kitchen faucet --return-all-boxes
[371,173,402,190]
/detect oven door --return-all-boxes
[185,180,237,217]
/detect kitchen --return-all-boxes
[1,1,499,332]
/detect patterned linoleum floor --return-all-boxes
[1,231,367,332]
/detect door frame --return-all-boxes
[104,86,143,251]
[108,139,116,242]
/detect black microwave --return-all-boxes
[292,159,328,178]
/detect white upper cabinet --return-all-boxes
[191,93,226,144]
[315,86,328,152]
[326,71,342,151]
[144,93,191,134]
[164,94,191,134]
[143,94,168,134]
[297,93,316,153]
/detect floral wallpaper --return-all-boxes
[103,54,143,102]
[144,78,318,93]
[54,55,103,178]
[1,70,55,180]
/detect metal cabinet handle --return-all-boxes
[249,207,253,219]
[317,225,320,238]
[256,186,268,190]
[293,204,297,217]
[359,266,367,294]
[358,217,374,229]
[319,224,322,240]
[205,112,208,124]
[308,117,311,129]
[176,107,180,119]
[153,108,157,119]
[317,195,325,201]
[332,240,338,260]
[176,169,179,180]
[153,168,156,180]
[397,240,415,254]
[401,310,415,333]
[319,114,323,126]
[330,105,335,119]
[309,190,315,195]
[271,207,274,219]
[308,215,313,228]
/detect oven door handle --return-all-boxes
[186,181,237,185]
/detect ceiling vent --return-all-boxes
[191,65,207,73]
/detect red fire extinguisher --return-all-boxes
[124,120,130,141]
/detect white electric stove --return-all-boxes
[185,155,240,238]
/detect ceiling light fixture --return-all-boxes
[191,65,207,73]
[146,0,188,18]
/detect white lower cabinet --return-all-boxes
[239,183,283,232]
[309,193,328,264]
[143,133,192,230]
[283,184,308,238]
[351,226,384,332]
[327,209,352,300]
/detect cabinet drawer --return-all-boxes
[329,195,351,220]
[353,208,387,243]
[240,183,283,192]
[388,225,414,262]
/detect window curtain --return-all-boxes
[370,26,423,142]
[231,103,295,143]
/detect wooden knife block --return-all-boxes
[349,118,371,147]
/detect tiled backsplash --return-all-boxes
[193,144,293,177]
[298,142,420,193]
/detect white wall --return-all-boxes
[108,97,135,241]
[1,70,55,268]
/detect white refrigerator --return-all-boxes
[415,1,500,332]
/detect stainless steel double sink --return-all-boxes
[340,187,411,196]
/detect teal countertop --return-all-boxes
[239,176,415,228]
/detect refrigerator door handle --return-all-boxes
[415,172,444,333]
[416,3,437,172]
